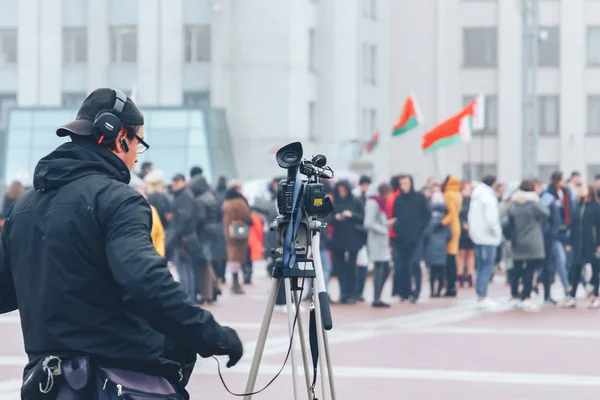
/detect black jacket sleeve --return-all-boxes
[420,194,431,236]
[352,197,365,223]
[105,193,230,357]
[165,191,195,251]
[0,221,17,314]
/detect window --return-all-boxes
[0,29,17,65]
[538,96,560,136]
[184,91,210,108]
[588,96,600,135]
[463,95,498,136]
[63,28,87,64]
[110,27,137,63]
[62,92,86,107]
[0,94,17,128]
[588,27,600,66]
[309,29,316,71]
[539,164,559,183]
[308,102,316,141]
[369,45,377,84]
[369,109,377,138]
[463,28,497,67]
[462,163,497,181]
[538,27,559,67]
[184,25,211,63]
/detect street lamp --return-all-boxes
[521,0,544,179]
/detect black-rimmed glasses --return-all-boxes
[136,135,150,154]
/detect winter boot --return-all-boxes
[458,275,464,288]
[231,273,245,295]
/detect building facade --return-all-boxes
[388,0,600,185]
[0,0,391,183]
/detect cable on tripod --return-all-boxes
[212,272,309,397]
[213,168,312,397]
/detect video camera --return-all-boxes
[271,142,334,275]
[276,142,334,218]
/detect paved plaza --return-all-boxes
[1,272,599,399]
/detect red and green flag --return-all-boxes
[421,95,485,154]
[392,94,423,137]
[365,131,380,153]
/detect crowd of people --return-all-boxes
[3,163,600,312]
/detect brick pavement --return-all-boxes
[1,271,599,399]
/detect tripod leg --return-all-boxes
[244,277,280,400]
[312,283,331,400]
[292,290,312,398]
[284,279,301,400]
[321,326,337,400]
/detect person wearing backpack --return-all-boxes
[468,175,502,310]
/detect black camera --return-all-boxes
[275,142,334,218]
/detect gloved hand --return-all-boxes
[220,326,243,368]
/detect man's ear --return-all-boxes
[115,128,128,153]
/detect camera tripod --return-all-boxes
[243,222,337,400]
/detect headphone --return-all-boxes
[93,88,128,151]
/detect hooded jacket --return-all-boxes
[423,202,452,267]
[507,190,550,260]
[468,182,502,246]
[442,175,463,255]
[189,174,220,245]
[391,176,430,247]
[329,180,365,252]
[0,141,233,383]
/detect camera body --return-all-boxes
[272,142,334,275]
[275,142,334,219]
[276,174,328,218]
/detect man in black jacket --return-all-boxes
[0,89,242,397]
[391,175,430,302]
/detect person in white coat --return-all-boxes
[468,175,503,310]
[364,183,394,308]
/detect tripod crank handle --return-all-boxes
[318,292,333,330]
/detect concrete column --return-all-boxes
[559,0,585,175]
[137,0,160,105]
[87,0,108,92]
[38,0,62,106]
[159,0,183,105]
[497,0,523,182]
[17,0,39,105]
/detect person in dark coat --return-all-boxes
[423,193,452,297]
[166,174,199,301]
[563,183,600,309]
[391,175,431,302]
[328,180,364,304]
[222,180,253,294]
[0,89,242,397]
[212,176,228,283]
[189,174,221,304]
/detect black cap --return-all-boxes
[190,166,203,178]
[56,88,144,138]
